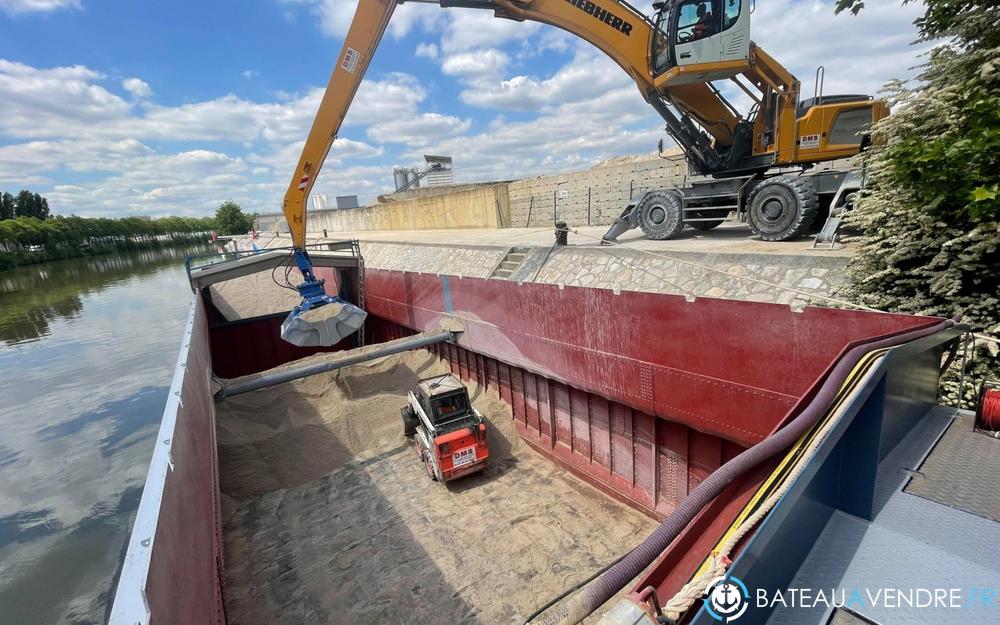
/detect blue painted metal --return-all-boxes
[291,249,332,311]
[688,327,967,625]
[281,248,367,347]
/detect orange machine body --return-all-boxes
[428,422,490,482]
[404,373,491,483]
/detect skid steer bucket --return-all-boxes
[280,295,366,347]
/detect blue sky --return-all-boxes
[0,0,928,218]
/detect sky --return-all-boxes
[0,0,928,219]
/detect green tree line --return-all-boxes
[0,190,258,269]
[0,214,216,269]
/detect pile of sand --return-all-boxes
[216,349,656,625]
[217,350,518,504]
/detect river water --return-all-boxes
[0,247,207,624]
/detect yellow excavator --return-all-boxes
[279,0,887,345]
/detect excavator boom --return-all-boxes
[277,0,399,347]
[278,0,889,345]
[282,0,397,248]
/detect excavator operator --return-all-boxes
[693,3,716,39]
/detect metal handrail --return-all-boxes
[814,65,826,104]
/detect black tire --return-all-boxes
[746,176,818,241]
[423,452,438,482]
[400,406,417,437]
[636,191,685,240]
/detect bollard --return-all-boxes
[554,221,569,246]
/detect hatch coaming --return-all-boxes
[362,269,938,448]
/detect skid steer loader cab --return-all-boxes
[421,380,470,424]
[403,374,490,483]
[651,0,750,76]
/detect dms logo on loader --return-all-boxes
[564,0,634,36]
[704,576,750,622]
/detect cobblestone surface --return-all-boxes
[359,241,507,278]
[357,241,849,308]
[224,233,851,316]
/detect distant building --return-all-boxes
[392,156,454,192]
[311,194,329,211]
[336,195,360,210]
[424,155,454,187]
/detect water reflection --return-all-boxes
[0,248,198,345]
[0,246,206,625]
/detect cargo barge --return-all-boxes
[109,242,999,625]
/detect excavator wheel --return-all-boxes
[636,190,685,240]
[746,176,818,241]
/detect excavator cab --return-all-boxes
[651,0,750,81]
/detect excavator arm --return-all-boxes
[279,0,885,345]
[283,0,397,247]
[277,0,397,347]
[281,0,685,249]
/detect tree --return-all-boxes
[0,193,13,220]
[214,200,254,235]
[34,194,49,220]
[14,190,35,218]
[836,0,999,407]
[11,189,51,219]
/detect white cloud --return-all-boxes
[440,9,540,52]
[367,113,471,146]
[0,0,79,15]
[752,0,929,97]
[344,73,428,125]
[458,47,634,113]
[279,0,442,40]
[242,69,260,80]
[122,77,152,99]
[411,87,663,183]
[0,61,428,145]
[0,60,130,138]
[0,60,429,216]
[251,136,383,173]
[415,42,439,60]
[441,49,510,80]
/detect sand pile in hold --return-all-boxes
[216,349,519,504]
[209,269,303,321]
[216,349,656,625]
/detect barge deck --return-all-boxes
[110,239,999,625]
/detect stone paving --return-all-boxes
[234,226,853,317]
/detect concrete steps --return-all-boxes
[489,248,530,280]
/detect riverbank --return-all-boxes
[0,235,210,270]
